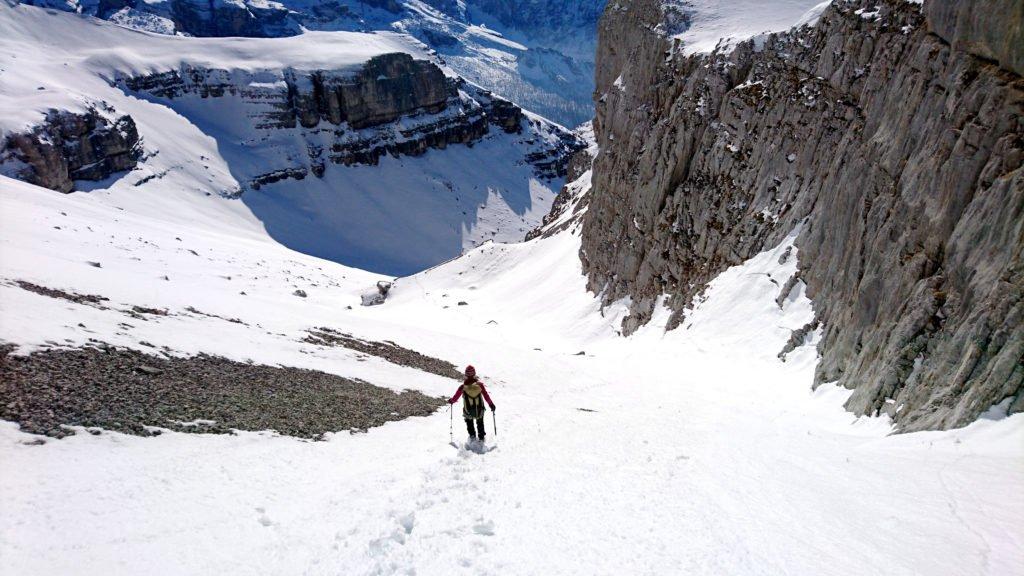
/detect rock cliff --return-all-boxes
[581,0,1023,430]
[1,107,142,193]
[117,53,575,190]
[24,0,604,128]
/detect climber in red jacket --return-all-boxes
[448,365,495,441]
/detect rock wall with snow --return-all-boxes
[115,53,576,189]
[23,0,605,128]
[0,107,142,193]
[580,0,1023,431]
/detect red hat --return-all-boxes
[465,365,476,375]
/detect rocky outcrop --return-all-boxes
[1,107,142,193]
[118,53,576,189]
[581,0,1023,431]
[123,53,451,131]
[526,140,596,240]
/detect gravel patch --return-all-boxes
[14,280,109,307]
[0,344,445,440]
[304,327,462,380]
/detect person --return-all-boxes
[448,365,495,442]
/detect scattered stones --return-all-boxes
[184,306,246,325]
[131,305,168,316]
[304,327,462,380]
[14,280,108,307]
[0,343,444,440]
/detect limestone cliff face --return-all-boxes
[1,107,142,193]
[581,0,1023,431]
[122,53,458,133]
[117,53,576,190]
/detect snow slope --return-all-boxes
[0,4,431,133]
[664,0,831,55]
[23,0,603,128]
[2,2,1022,573]
[1,168,1022,575]
[1,3,569,275]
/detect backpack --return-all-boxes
[460,380,486,419]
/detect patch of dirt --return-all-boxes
[304,327,462,380]
[0,343,444,440]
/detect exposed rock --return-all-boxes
[0,343,444,439]
[167,0,297,38]
[118,54,579,189]
[1,107,142,193]
[924,0,1024,76]
[778,321,819,362]
[122,53,449,130]
[775,273,802,309]
[304,327,462,380]
[526,142,596,240]
[361,281,392,306]
[13,280,109,307]
[250,167,308,190]
[580,0,1023,431]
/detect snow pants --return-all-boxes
[465,417,486,439]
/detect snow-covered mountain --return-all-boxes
[1,3,583,274]
[2,136,1021,575]
[1,0,1022,574]
[22,0,605,128]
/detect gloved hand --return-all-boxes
[489,404,496,412]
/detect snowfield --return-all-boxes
[0,3,571,275]
[664,0,832,55]
[1,2,1023,574]
[1,172,1022,575]
[0,4,431,133]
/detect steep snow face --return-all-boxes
[24,0,605,128]
[1,171,1022,575]
[1,4,578,275]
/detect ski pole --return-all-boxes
[492,410,498,438]
[449,403,453,443]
